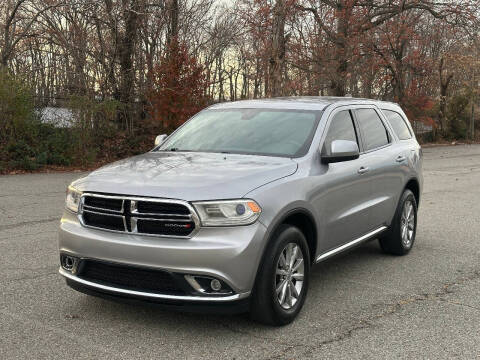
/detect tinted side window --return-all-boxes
[382,109,412,140]
[355,109,389,151]
[323,110,358,154]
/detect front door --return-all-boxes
[313,108,373,254]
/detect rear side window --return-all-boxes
[323,110,358,154]
[382,110,412,140]
[355,109,389,151]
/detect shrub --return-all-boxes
[447,93,470,139]
[0,71,36,144]
[68,95,131,165]
[0,72,77,171]
[0,71,38,171]
[0,72,156,173]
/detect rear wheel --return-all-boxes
[251,225,310,325]
[379,189,417,255]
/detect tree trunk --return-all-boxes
[438,57,453,137]
[267,0,287,98]
[471,102,475,140]
[117,0,141,130]
[253,57,261,99]
[330,3,349,97]
[167,0,179,45]
[228,67,234,101]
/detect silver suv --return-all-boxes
[59,97,422,325]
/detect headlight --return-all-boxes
[192,199,261,226]
[65,185,82,213]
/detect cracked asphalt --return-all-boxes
[1,145,480,359]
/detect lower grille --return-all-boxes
[78,260,185,295]
[79,194,197,237]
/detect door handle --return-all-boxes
[358,166,369,174]
[396,155,406,163]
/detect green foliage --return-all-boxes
[67,95,127,166]
[1,120,77,171]
[0,71,36,144]
[447,93,470,140]
[0,71,139,172]
[0,71,41,171]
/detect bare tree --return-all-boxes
[267,0,288,97]
[1,0,65,68]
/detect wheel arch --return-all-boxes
[404,177,420,206]
[262,207,318,265]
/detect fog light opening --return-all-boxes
[61,255,77,272]
[184,274,233,295]
[210,279,222,291]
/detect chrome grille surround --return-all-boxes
[78,193,200,238]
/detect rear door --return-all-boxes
[352,107,400,230]
[381,108,418,215]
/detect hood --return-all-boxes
[73,151,298,201]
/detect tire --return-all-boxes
[379,189,417,255]
[250,224,310,326]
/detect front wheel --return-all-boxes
[379,189,417,255]
[251,225,310,326]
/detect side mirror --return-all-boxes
[154,134,168,147]
[321,140,359,164]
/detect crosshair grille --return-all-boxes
[79,194,197,237]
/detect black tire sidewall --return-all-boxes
[382,189,417,255]
[398,190,417,251]
[252,225,310,325]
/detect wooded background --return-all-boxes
[1,0,479,171]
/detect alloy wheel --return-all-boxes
[275,243,305,310]
[400,200,415,248]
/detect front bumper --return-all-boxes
[60,267,246,301]
[58,210,267,302]
[64,273,250,314]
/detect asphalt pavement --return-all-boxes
[1,145,479,359]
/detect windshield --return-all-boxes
[158,108,321,157]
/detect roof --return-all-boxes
[208,96,398,111]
